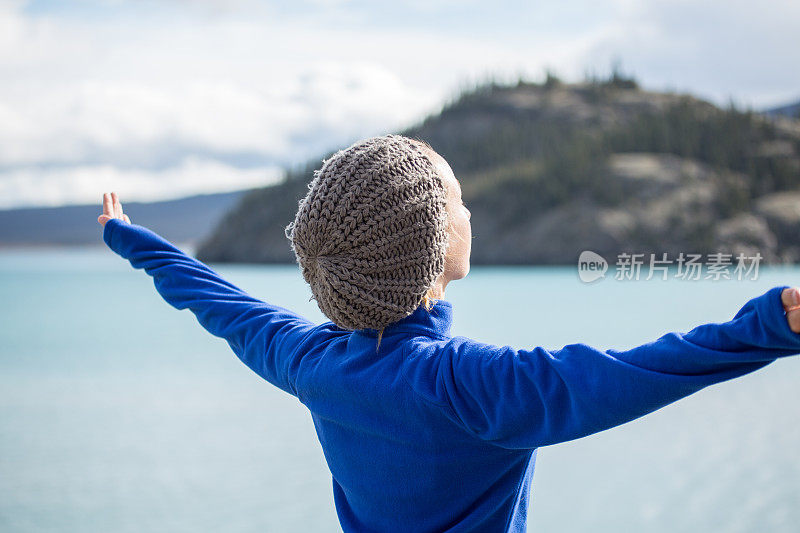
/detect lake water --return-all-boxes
[1,247,799,532]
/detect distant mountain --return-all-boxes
[0,190,251,247]
[764,99,800,119]
[198,77,800,265]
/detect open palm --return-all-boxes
[781,287,800,333]
[97,192,130,226]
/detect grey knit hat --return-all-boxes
[285,134,449,331]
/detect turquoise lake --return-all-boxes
[1,247,799,532]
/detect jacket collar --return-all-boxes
[358,299,453,340]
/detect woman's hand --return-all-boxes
[781,287,800,333]
[98,192,131,226]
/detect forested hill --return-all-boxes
[197,77,800,265]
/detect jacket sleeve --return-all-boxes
[438,285,800,449]
[103,218,324,396]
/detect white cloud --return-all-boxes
[580,0,800,106]
[0,60,440,176]
[0,157,283,209]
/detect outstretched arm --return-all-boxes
[437,285,800,449]
[98,192,332,396]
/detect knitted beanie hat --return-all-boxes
[285,134,450,331]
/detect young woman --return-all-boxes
[99,134,800,533]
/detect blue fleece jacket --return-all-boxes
[103,218,800,532]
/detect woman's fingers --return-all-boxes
[111,192,122,218]
[98,192,131,226]
[114,193,131,224]
[99,193,113,226]
[781,287,800,333]
[103,192,113,217]
[787,308,800,333]
[781,287,800,312]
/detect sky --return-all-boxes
[1,0,799,209]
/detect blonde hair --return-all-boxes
[420,291,437,312]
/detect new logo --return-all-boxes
[577,251,608,283]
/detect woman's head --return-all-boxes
[286,134,470,331]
